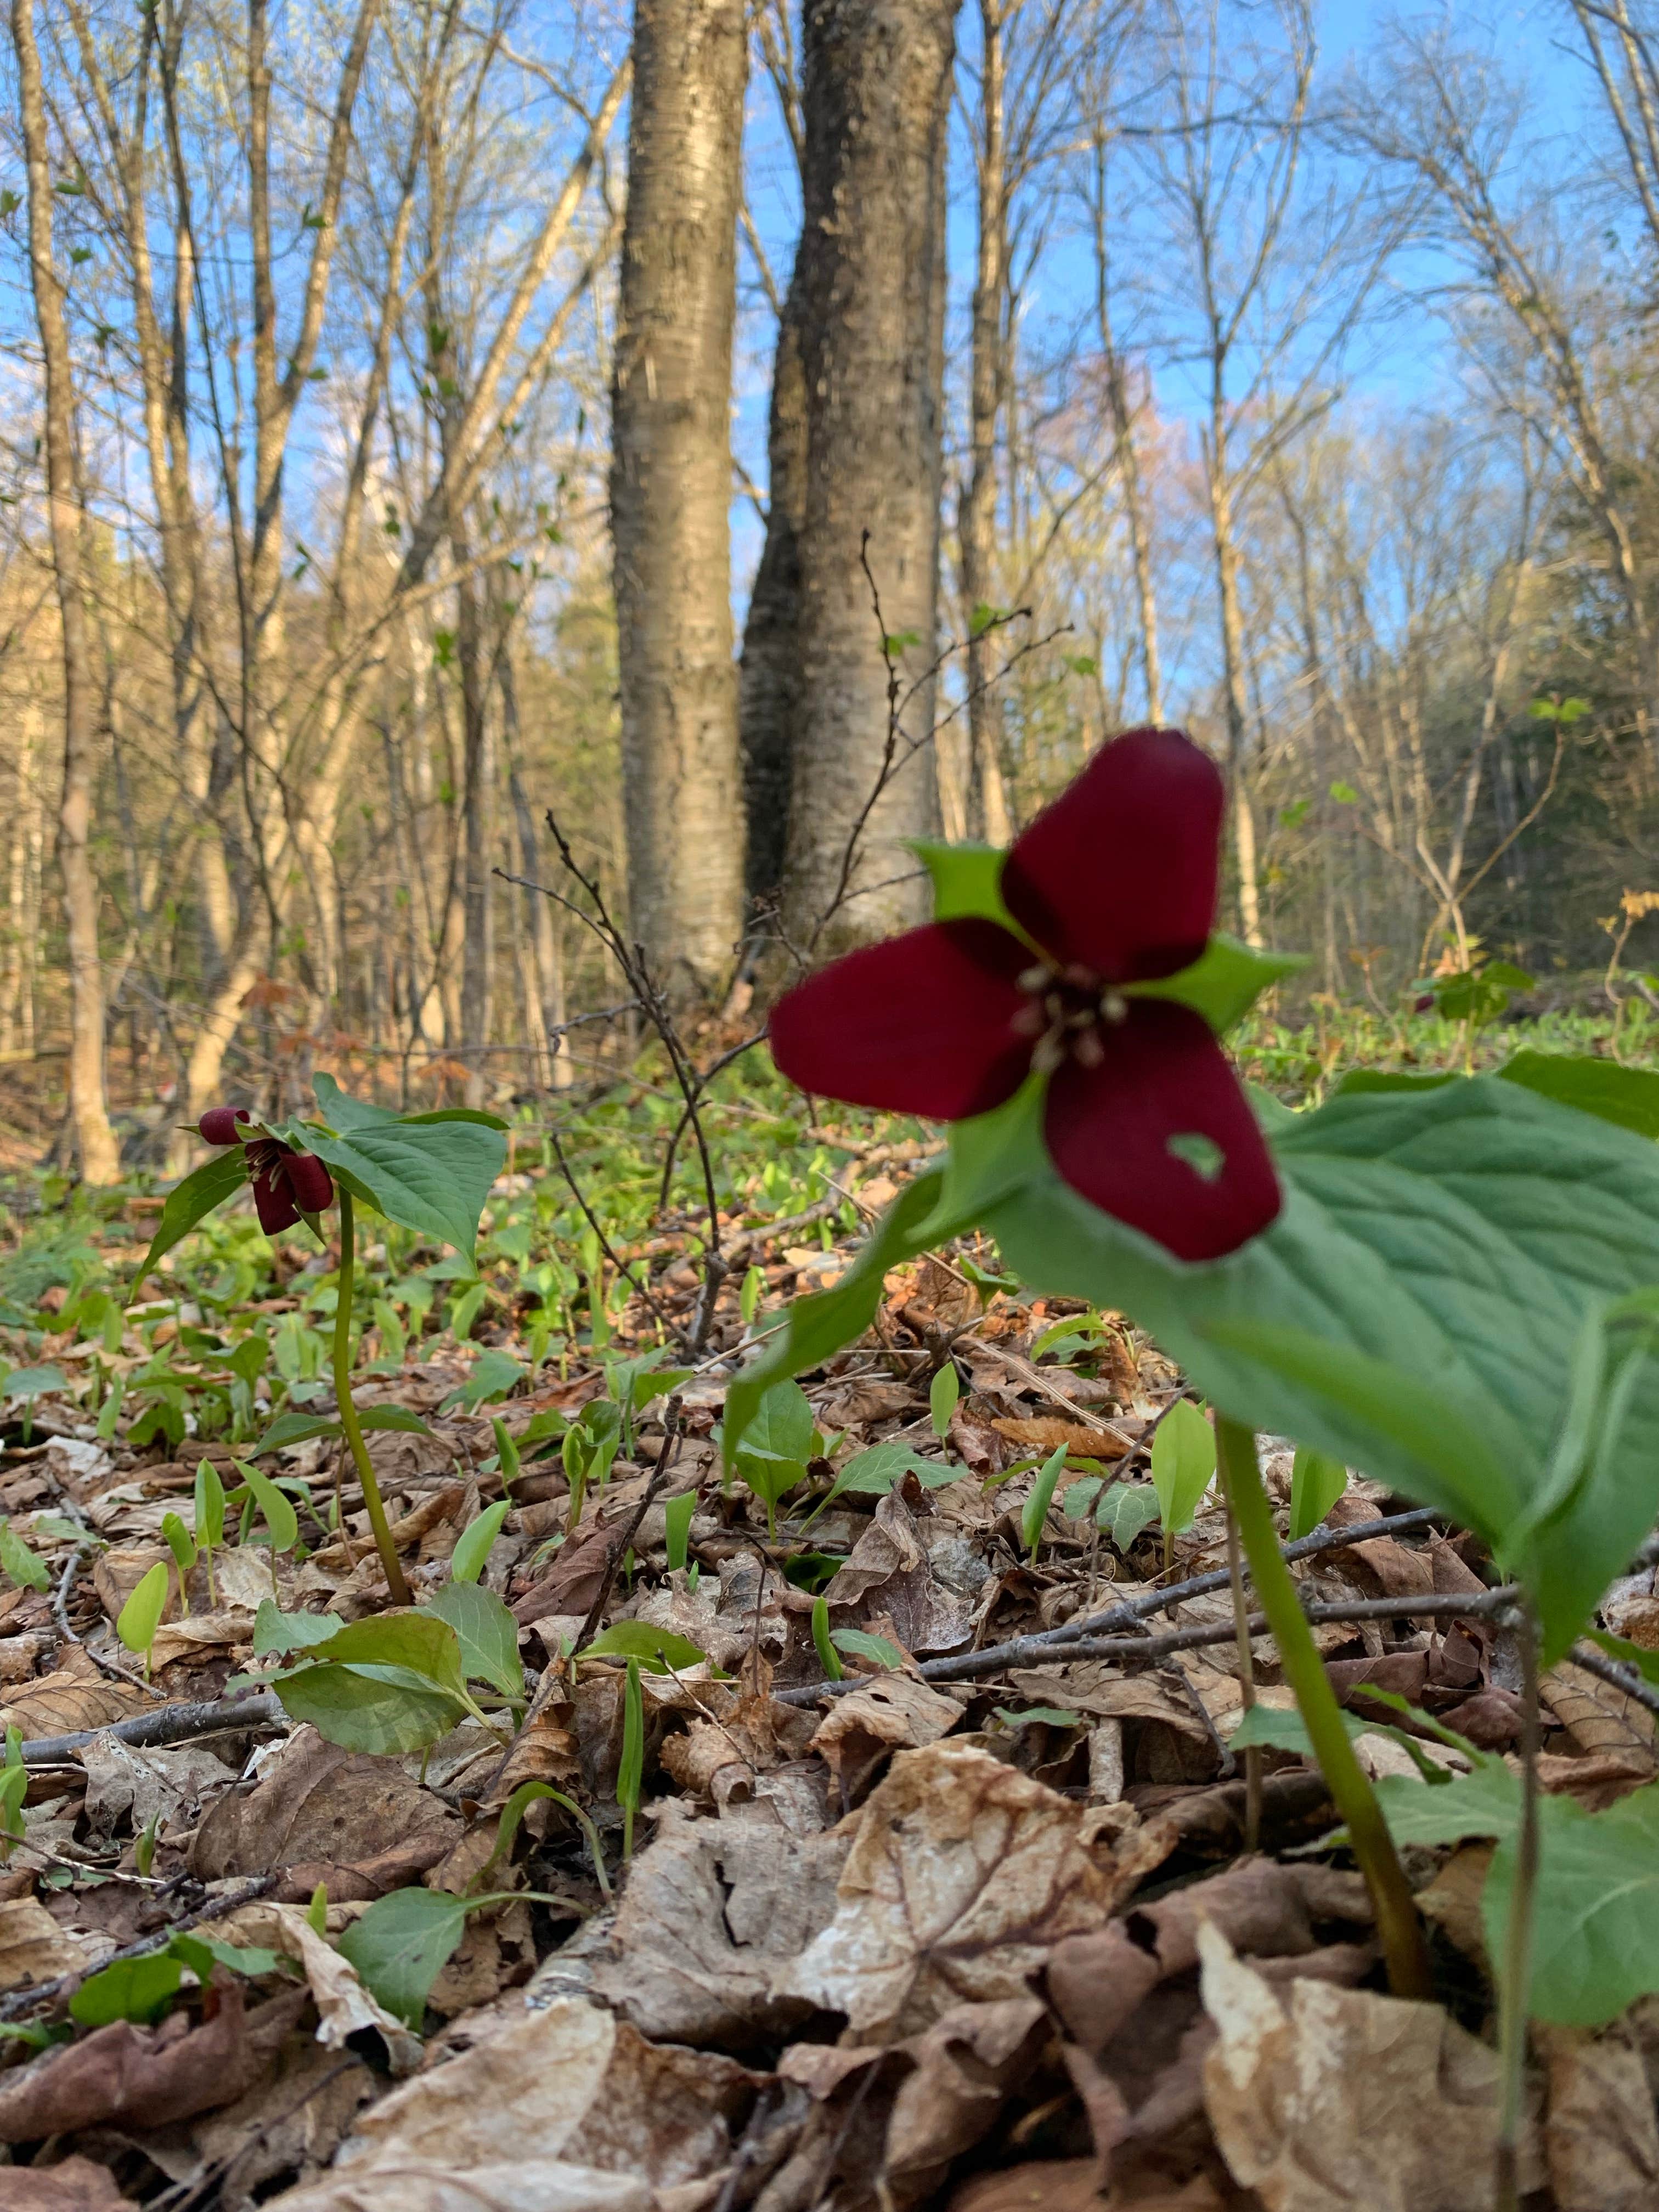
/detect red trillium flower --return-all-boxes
[198,1107,334,1233]
[767,728,1281,1263]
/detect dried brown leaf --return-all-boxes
[0,1894,93,1991]
[1199,1924,1540,2209]
[191,1726,462,1887]
[1538,2021,1659,2212]
[776,1740,1175,2041]
[991,1417,1128,1460]
[0,2155,137,2210]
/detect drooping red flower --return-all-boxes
[767,728,1281,1263]
[199,1108,334,1232]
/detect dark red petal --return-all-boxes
[251,1164,300,1234]
[198,1106,250,1147]
[769,921,1034,1120]
[283,1152,335,1212]
[1042,1000,1280,1262]
[1002,728,1223,981]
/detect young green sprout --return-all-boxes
[663,1489,697,1575]
[193,1458,224,1610]
[116,1560,170,1680]
[617,1657,645,1861]
[0,1728,26,1861]
[161,1513,196,1616]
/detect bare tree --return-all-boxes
[611,0,749,1000]
[780,0,962,949]
[12,0,120,1180]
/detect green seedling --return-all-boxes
[617,1656,645,1860]
[116,1560,170,1679]
[193,1457,224,1609]
[490,1416,521,1488]
[484,1778,610,1899]
[1150,1398,1216,1571]
[161,1513,196,1614]
[1021,1444,1067,1564]
[0,1728,27,1860]
[740,1264,765,1327]
[663,1488,697,1574]
[450,1499,511,1585]
[1289,1446,1348,1540]
[811,1595,843,1680]
[929,1361,960,1437]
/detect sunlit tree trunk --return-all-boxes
[14,0,121,1181]
[960,0,1013,844]
[611,0,748,998]
[739,268,808,912]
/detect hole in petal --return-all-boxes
[1166,1131,1224,1183]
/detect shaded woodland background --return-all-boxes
[2,0,1658,1181]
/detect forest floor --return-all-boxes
[0,993,1656,2211]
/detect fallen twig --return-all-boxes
[0,1872,278,2021]
[21,1688,285,1766]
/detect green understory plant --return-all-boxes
[134,1075,507,1606]
[731,730,1659,2165]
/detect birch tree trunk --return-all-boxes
[782,0,961,951]
[611,0,748,999]
[13,0,121,1182]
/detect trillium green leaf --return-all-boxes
[449,1499,511,1585]
[579,1621,712,1673]
[1498,1049,1659,1143]
[1288,1446,1348,1539]
[982,1076,1659,1662]
[910,839,1023,933]
[294,1094,506,1264]
[335,1886,475,2028]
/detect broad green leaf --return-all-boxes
[910,839,1022,932]
[929,1362,960,1437]
[1500,1050,1659,1143]
[449,1500,511,1585]
[2,1364,67,1402]
[335,1886,471,2027]
[272,1662,464,1755]
[983,1076,1659,1662]
[230,1458,300,1551]
[426,1579,522,1701]
[116,1560,169,1658]
[161,1511,196,1576]
[252,1600,340,1656]
[295,1109,506,1264]
[71,1951,186,2025]
[579,1621,712,1674]
[439,1348,524,1412]
[724,1169,956,1468]
[830,1627,906,1671]
[1227,1703,1373,1756]
[1373,1762,1659,2027]
[1485,1782,1659,2026]
[131,1148,249,1297]
[307,1612,471,1703]
[1150,1400,1215,1536]
[822,1442,955,1502]
[1288,1446,1349,1540]
[0,1521,50,1593]
[740,1378,814,1466]
[1128,933,1308,1036]
[1097,1481,1162,1549]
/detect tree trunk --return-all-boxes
[611,0,748,1000]
[739,264,808,911]
[960,0,1012,845]
[783,0,961,951]
[13,0,121,1182]
[0,689,41,1055]
[1090,128,1162,726]
[1206,414,1263,949]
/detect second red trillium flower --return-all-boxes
[768,727,1282,1263]
[198,1107,335,1234]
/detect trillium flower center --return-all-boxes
[1011,961,1130,1075]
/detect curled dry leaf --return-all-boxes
[820,1489,975,1656]
[1198,1923,1541,2210]
[809,1674,964,1801]
[590,1801,850,2051]
[776,1998,1049,2212]
[79,1731,233,1846]
[990,1416,1127,1459]
[775,1740,1176,2042]
[215,1900,424,2073]
[314,1995,762,2193]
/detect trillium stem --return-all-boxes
[1214,1417,1432,2000]
[332,1190,412,1607]
[1494,1602,1541,2212]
